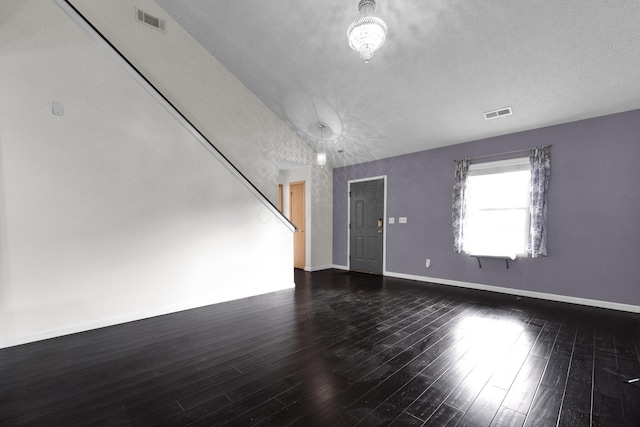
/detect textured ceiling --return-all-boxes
[155,0,640,168]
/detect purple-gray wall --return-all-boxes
[333,109,640,307]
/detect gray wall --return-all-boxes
[334,109,640,307]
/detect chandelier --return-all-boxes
[347,0,387,63]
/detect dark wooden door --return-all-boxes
[349,178,384,274]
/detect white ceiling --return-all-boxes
[154,0,640,168]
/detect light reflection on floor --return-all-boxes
[454,314,528,384]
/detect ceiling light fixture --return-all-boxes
[347,0,387,63]
[316,122,327,168]
[316,152,327,168]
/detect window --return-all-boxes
[462,158,530,258]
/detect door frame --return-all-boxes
[347,175,387,274]
[290,180,306,270]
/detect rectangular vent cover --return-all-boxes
[136,8,165,32]
[484,107,512,120]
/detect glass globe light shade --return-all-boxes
[347,0,387,62]
[348,17,387,62]
[317,152,327,167]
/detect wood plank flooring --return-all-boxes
[1,269,639,426]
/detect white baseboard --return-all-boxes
[384,271,640,314]
[306,264,350,272]
[305,265,336,272]
[0,282,296,349]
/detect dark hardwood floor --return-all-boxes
[1,269,639,426]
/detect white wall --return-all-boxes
[0,0,293,348]
[71,0,334,270]
[310,165,334,270]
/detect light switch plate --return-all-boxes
[52,101,64,116]
[399,217,407,224]
[388,217,395,224]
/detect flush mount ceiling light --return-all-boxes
[347,0,387,63]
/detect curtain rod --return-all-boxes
[454,145,551,162]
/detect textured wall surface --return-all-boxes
[334,110,640,307]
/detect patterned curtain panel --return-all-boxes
[452,158,470,253]
[529,145,551,257]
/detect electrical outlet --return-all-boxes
[425,258,431,268]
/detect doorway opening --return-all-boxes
[290,181,306,269]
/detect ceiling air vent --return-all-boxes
[484,106,512,120]
[135,8,165,32]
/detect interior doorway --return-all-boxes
[290,181,306,269]
[349,178,385,274]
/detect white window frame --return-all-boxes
[463,157,530,259]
